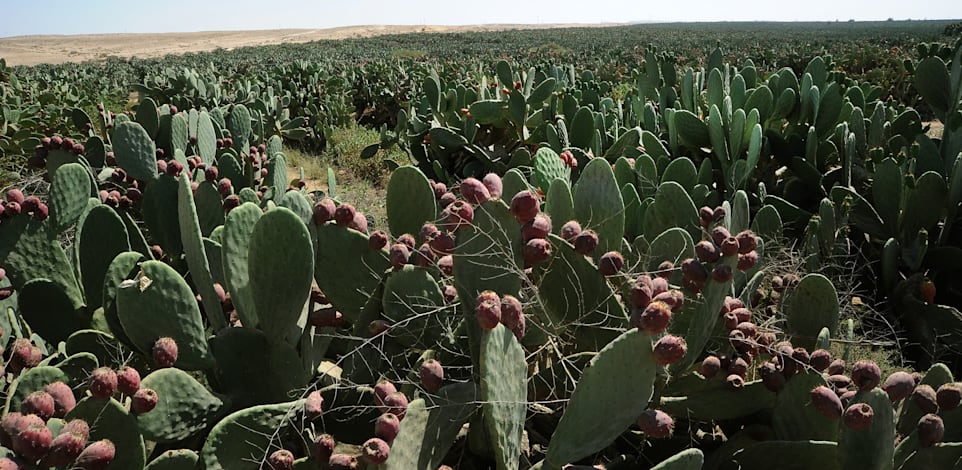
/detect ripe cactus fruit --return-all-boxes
[381,392,408,420]
[41,420,89,467]
[73,439,115,470]
[699,206,714,227]
[843,403,875,430]
[720,236,740,257]
[442,200,474,231]
[88,367,118,399]
[397,233,417,250]
[312,198,337,225]
[918,413,945,448]
[373,380,397,408]
[629,277,653,308]
[510,190,540,223]
[694,240,720,263]
[482,173,503,199]
[362,437,391,465]
[851,360,882,391]
[729,357,750,378]
[116,366,141,396]
[737,251,759,271]
[727,374,746,389]
[414,243,436,267]
[368,231,389,250]
[5,188,24,204]
[759,362,786,392]
[681,258,709,284]
[152,337,178,368]
[560,220,582,241]
[500,295,525,340]
[216,178,232,196]
[348,212,368,233]
[130,388,158,414]
[711,263,734,283]
[881,371,916,402]
[439,192,456,207]
[428,230,456,255]
[12,414,52,461]
[912,384,939,414]
[419,359,444,393]
[388,243,411,270]
[374,413,401,443]
[438,255,454,277]
[634,301,672,335]
[637,410,674,438]
[0,413,22,448]
[334,203,356,226]
[268,449,295,470]
[736,230,759,254]
[828,359,846,376]
[313,434,336,462]
[44,382,76,418]
[653,335,687,365]
[522,214,552,242]
[21,391,55,421]
[459,177,490,204]
[810,386,844,419]
[369,320,390,336]
[329,454,358,470]
[826,375,853,393]
[701,356,722,379]
[809,349,832,372]
[523,238,552,266]
[304,391,324,421]
[937,383,962,410]
[572,229,599,255]
[597,251,624,276]
[476,290,502,330]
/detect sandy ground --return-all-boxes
[0,24,621,67]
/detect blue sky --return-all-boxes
[1,0,960,37]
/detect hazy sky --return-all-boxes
[1,0,960,37]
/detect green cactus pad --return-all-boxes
[65,329,123,369]
[837,389,895,470]
[733,440,839,470]
[112,121,158,181]
[545,178,575,229]
[872,158,902,235]
[175,173,228,332]
[646,227,696,272]
[898,363,953,435]
[278,190,313,225]
[143,174,183,255]
[54,352,99,391]
[573,158,625,261]
[382,265,449,347]
[78,205,130,310]
[773,371,838,441]
[644,181,700,242]
[120,211,152,259]
[652,448,705,470]
[481,324,527,470]
[228,104,252,153]
[18,278,89,344]
[66,396,146,470]
[314,223,391,324]
[115,260,215,369]
[136,97,159,137]
[217,154,245,190]
[200,400,301,470]
[222,202,262,328]
[208,327,307,408]
[670,256,736,372]
[48,162,93,233]
[265,153,288,192]
[661,378,776,421]
[384,382,479,470]
[899,443,962,470]
[144,449,199,470]
[914,56,952,117]
[0,216,83,309]
[902,171,947,240]
[194,182,225,236]
[197,111,218,165]
[386,166,437,237]
[532,147,570,193]
[544,328,656,468]
[501,168,530,202]
[249,207,314,342]
[4,365,68,414]
[138,367,229,442]
[539,234,625,332]
[784,273,839,350]
[101,251,145,345]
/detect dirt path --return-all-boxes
[0,23,622,67]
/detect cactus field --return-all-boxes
[2,19,962,469]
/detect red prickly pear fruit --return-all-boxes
[438,256,454,277]
[726,374,745,389]
[918,413,945,448]
[482,173,503,199]
[459,177,490,204]
[166,160,184,176]
[33,203,49,221]
[41,425,88,467]
[3,201,20,217]
[629,281,653,309]
[5,189,24,204]
[373,380,397,407]
[573,229,599,255]
[826,374,853,393]
[388,243,410,270]
[737,251,759,271]
[843,403,875,430]
[828,359,846,376]
[851,360,881,391]
[21,391,55,421]
[312,198,336,225]
[636,409,674,438]
[368,230,389,250]
[397,233,416,250]
[442,200,474,231]
[810,386,844,419]
[0,413,22,448]
[912,385,939,414]
[681,258,709,284]
[223,195,241,213]
[656,261,674,279]
[11,414,52,462]
[701,356,722,379]
[710,226,731,246]
[720,236,740,257]
[304,391,324,420]
[431,181,447,200]
[653,335,687,365]
[920,278,936,304]
[634,301,672,335]
[759,362,786,392]
[204,166,218,182]
[598,251,624,276]
[20,196,40,214]
[348,212,368,233]
[152,337,179,368]
[156,160,168,174]
[308,307,344,328]
[362,437,391,465]
[651,277,669,297]
[419,359,444,393]
[699,206,714,227]
[73,439,115,470]
[428,230,455,255]
[713,206,727,221]
[116,366,141,396]
[44,381,76,418]
[736,230,759,254]
[500,295,525,341]
[334,203,356,226]
[712,263,734,283]
[375,412,401,443]
[792,348,811,367]
[419,223,441,243]
[523,238,552,266]
[88,367,118,399]
[150,245,164,260]
[937,383,962,411]
[313,434,336,462]
[328,453,358,470]
[522,214,552,242]
[130,388,158,414]
[729,357,750,378]
[695,240,720,263]
[476,290,502,330]
[809,349,833,372]
[414,243,436,267]
[841,390,858,407]
[269,449,295,470]
[216,178,232,196]
[509,190,540,224]
[439,192,456,207]
[382,391,408,420]
[369,320,390,336]
[0,457,26,469]
[882,371,916,402]
[560,220,582,241]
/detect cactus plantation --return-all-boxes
[0,20,962,470]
